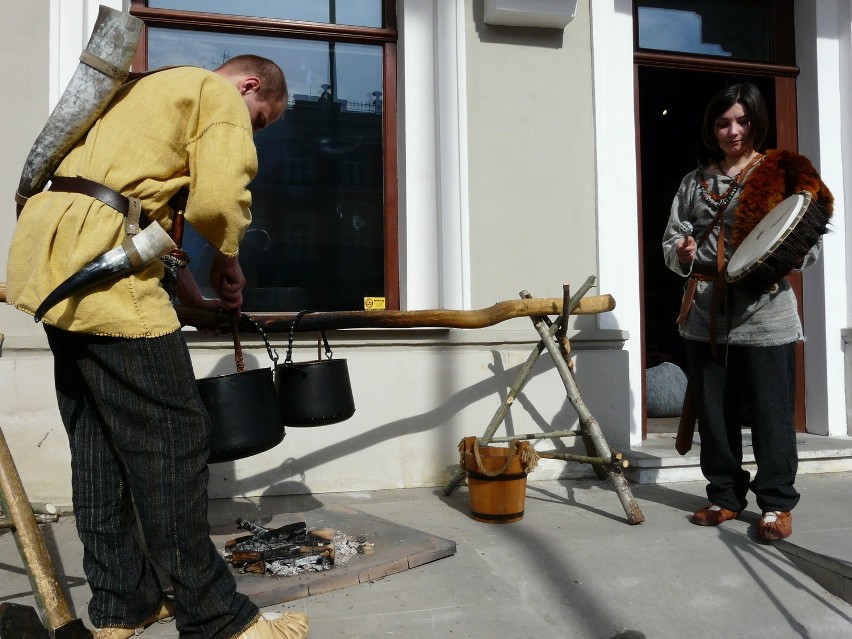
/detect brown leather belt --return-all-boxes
[49,175,130,215]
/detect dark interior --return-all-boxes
[637,67,777,372]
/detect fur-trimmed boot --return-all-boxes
[92,600,175,639]
[235,612,309,639]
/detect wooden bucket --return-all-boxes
[461,437,531,524]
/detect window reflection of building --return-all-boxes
[135,0,396,312]
[246,90,385,311]
[637,1,771,61]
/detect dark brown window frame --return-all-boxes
[129,1,400,310]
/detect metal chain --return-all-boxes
[242,314,279,366]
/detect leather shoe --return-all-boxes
[757,510,792,541]
[236,612,309,639]
[692,503,740,526]
[92,600,175,639]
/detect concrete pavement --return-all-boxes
[2,471,852,638]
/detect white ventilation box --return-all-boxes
[484,0,577,29]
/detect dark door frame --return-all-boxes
[634,52,805,437]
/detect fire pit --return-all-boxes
[221,518,374,577]
[209,504,456,606]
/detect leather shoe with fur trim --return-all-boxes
[691,503,740,526]
[236,612,309,639]
[92,600,175,639]
[757,510,792,541]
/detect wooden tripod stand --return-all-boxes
[444,277,645,525]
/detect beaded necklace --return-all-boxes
[697,169,741,212]
[697,154,764,212]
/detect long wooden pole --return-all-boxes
[0,282,614,331]
[177,294,615,332]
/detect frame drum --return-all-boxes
[726,191,828,293]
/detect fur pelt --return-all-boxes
[732,149,834,247]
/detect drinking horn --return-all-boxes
[34,222,177,322]
[15,6,142,215]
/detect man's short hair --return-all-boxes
[217,54,288,103]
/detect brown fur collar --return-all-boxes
[732,149,834,246]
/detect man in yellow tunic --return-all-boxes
[6,55,308,639]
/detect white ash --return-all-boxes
[221,531,374,578]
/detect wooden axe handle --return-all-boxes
[675,382,697,455]
[0,427,78,631]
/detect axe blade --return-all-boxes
[0,604,93,638]
[52,619,94,638]
[0,603,50,639]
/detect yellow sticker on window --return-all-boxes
[364,297,385,310]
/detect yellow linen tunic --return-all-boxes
[7,66,257,337]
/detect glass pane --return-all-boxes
[637,1,771,61]
[149,28,385,311]
[147,0,383,28]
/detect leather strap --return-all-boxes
[49,176,131,216]
[676,273,714,325]
[679,154,764,343]
[79,49,130,82]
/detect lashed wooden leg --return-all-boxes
[528,313,645,524]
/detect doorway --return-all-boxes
[636,67,806,433]
[638,68,776,372]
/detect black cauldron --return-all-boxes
[198,314,285,463]
[275,310,355,426]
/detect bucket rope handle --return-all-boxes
[457,438,540,477]
[473,438,515,477]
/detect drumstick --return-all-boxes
[678,220,694,249]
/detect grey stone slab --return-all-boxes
[209,503,456,607]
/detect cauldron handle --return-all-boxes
[231,311,246,373]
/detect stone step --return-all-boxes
[623,433,852,484]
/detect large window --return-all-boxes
[130,1,398,312]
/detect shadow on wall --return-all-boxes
[206,348,614,499]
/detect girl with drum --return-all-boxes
[662,82,833,542]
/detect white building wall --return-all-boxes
[0,0,629,505]
[6,0,845,505]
